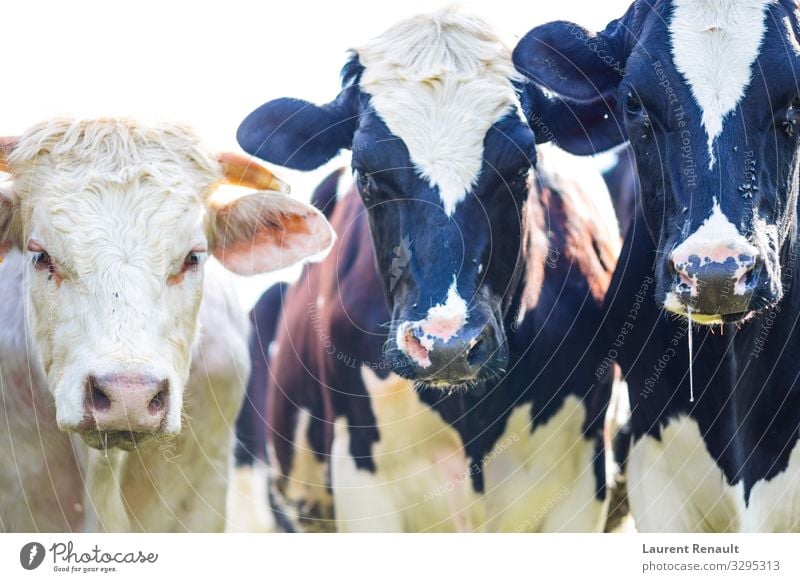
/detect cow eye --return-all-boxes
[27,241,55,274]
[788,96,800,123]
[32,251,54,272]
[625,91,642,114]
[356,170,374,191]
[355,169,379,203]
[184,250,206,271]
[514,166,530,185]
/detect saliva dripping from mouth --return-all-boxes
[687,306,694,403]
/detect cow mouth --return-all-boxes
[665,305,757,326]
[79,430,157,451]
[390,356,507,391]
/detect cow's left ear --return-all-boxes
[513,4,643,155]
[0,184,17,258]
[0,138,19,258]
[207,191,336,275]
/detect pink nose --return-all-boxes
[84,374,169,432]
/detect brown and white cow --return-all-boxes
[0,118,334,531]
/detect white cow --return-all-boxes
[0,118,334,532]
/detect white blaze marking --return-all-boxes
[670,0,775,169]
[396,277,469,366]
[422,278,469,340]
[356,10,520,216]
[671,198,757,269]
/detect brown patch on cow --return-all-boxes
[221,212,313,253]
[537,181,620,306]
[167,270,185,287]
[518,178,547,313]
[49,270,64,288]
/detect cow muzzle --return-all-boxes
[394,313,506,387]
[77,373,170,449]
[665,238,767,322]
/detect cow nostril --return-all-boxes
[466,326,494,368]
[737,264,757,290]
[401,327,431,367]
[466,336,485,367]
[148,385,169,416]
[87,377,112,412]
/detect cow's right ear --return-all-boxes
[237,87,359,171]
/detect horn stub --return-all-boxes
[218,152,290,193]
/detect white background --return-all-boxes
[0,0,632,308]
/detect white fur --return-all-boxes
[628,414,800,532]
[356,9,520,216]
[8,119,223,432]
[225,464,276,533]
[0,251,85,532]
[0,252,254,531]
[1,118,331,435]
[424,278,469,335]
[671,199,756,263]
[0,117,326,531]
[329,367,607,532]
[670,0,776,168]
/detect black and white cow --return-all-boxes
[514,0,800,531]
[236,10,622,532]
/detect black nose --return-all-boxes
[669,254,759,315]
[400,321,500,384]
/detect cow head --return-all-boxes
[237,10,537,388]
[0,118,334,450]
[514,0,800,324]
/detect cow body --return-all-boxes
[514,0,800,531]
[607,220,800,532]
[237,10,622,532]
[265,146,620,532]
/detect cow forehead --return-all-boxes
[35,183,204,245]
[10,118,220,202]
[668,0,777,169]
[355,11,521,216]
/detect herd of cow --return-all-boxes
[2,0,800,533]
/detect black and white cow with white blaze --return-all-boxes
[515,0,800,531]
[237,9,622,532]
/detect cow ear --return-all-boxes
[208,191,336,275]
[513,12,636,155]
[0,183,18,259]
[237,88,359,171]
[0,138,19,258]
[520,83,625,155]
